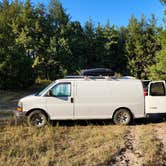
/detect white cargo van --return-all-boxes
[15,76,166,127]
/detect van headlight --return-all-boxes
[17,101,23,112]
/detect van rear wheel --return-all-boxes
[28,110,47,127]
[113,109,131,125]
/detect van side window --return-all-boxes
[150,82,165,96]
[51,83,71,97]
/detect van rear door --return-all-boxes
[145,81,166,114]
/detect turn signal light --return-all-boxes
[17,106,23,112]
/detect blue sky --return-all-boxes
[33,0,165,27]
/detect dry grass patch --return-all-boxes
[0,124,127,166]
[134,124,164,166]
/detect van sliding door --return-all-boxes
[74,81,115,119]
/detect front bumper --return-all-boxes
[14,110,27,121]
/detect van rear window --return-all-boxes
[150,82,165,96]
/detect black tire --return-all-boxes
[113,108,131,125]
[27,110,48,127]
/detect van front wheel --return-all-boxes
[28,110,47,127]
[113,109,131,125]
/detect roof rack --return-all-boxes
[65,75,136,80]
[65,75,114,80]
[65,75,85,79]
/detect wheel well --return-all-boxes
[113,107,134,120]
[26,108,49,120]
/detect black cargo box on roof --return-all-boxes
[81,68,114,76]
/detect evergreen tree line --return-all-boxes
[0,0,166,89]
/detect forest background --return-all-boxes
[1,0,166,89]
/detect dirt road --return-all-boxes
[110,126,143,166]
[109,123,166,166]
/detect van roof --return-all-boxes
[56,77,140,82]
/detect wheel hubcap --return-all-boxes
[117,112,129,124]
[31,113,45,127]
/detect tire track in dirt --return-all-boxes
[109,126,143,166]
[153,123,166,165]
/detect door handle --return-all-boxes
[71,97,74,103]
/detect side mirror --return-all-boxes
[45,90,53,97]
[48,89,53,96]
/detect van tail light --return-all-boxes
[144,88,147,96]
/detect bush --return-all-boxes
[35,78,52,86]
[0,52,35,90]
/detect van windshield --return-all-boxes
[36,81,55,96]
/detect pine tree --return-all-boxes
[66,21,86,72]
[125,15,160,79]
[84,19,96,68]
[102,21,121,72]
[160,0,166,5]
[149,0,166,80]
[149,27,166,80]
[33,0,71,80]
